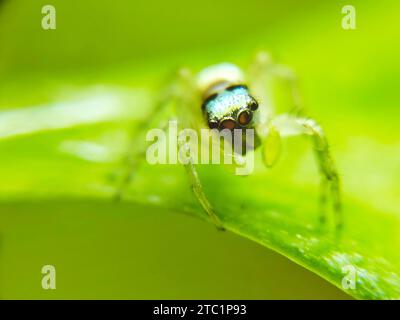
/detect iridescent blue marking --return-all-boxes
[203,86,256,126]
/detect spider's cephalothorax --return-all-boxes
[197,63,261,154]
[202,84,259,130]
[197,63,259,131]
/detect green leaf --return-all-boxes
[0,81,399,299]
[1,0,399,300]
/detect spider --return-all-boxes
[116,52,342,230]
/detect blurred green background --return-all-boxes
[0,0,398,299]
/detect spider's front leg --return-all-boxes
[249,51,342,227]
[175,70,225,230]
[116,68,224,230]
[262,114,342,227]
[181,153,225,231]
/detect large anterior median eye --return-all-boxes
[238,109,253,126]
[219,118,236,130]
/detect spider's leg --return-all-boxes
[248,51,304,119]
[114,124,166,202]
[182,157,225,230]
[116,67,224,229]
[249,52,340,226]
[114,69,186,201]
[175,70,225,230]
[319,178,329,224]
[178,133,224,230]
[265,113,342,227]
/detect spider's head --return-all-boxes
[202,85,259,131]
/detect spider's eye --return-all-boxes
[208,120,218,129]
[238,109,253,126]
[249,100,259,111]
[219,118,236,130]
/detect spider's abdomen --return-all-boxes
[196,63,245,99]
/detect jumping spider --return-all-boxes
[116,52,342,230]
